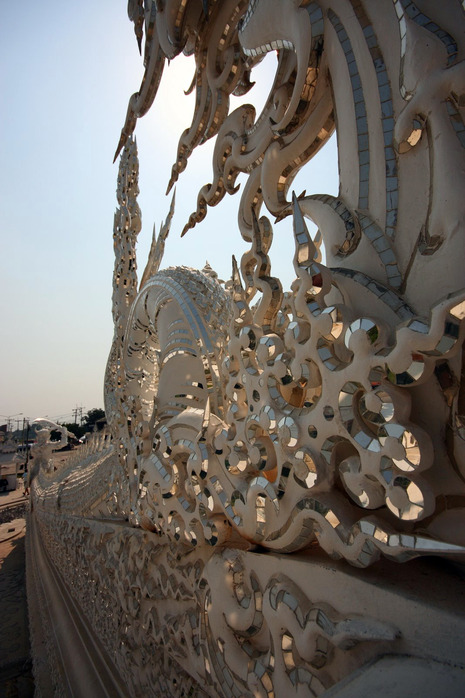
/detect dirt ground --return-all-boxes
[0,449,78,697]
[0,490,34,698]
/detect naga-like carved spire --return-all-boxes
[139,189,175,289]
[112,136,142,340]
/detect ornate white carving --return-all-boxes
[28,2,465,696]
[30,419,68,475]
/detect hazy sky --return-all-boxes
[0,0,338,426]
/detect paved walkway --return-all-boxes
[0,486,34,697]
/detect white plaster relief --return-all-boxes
[27,2,465,696]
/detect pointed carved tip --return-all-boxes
[292,191,308,234]
[274,207,292,223]
[169,187,176,212]
[181,224,190,237]
[113,134,126,163]
[291,190,318,268]
[231,257,244,294]
[184,71,197,96]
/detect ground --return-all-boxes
[0,486,33,698]
[0,449,77,697]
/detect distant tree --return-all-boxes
[83,408,106,432]
[61,422,85,439]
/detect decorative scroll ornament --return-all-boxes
[104,0,465,566]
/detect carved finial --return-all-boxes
[140,189,176,288]
[202,261,216,277]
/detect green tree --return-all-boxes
[61,422,85,439]
[83,408,106,432]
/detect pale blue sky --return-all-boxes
[0,0,337,424]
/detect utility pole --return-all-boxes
[0,413,22,433]
[24,420,30,471]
